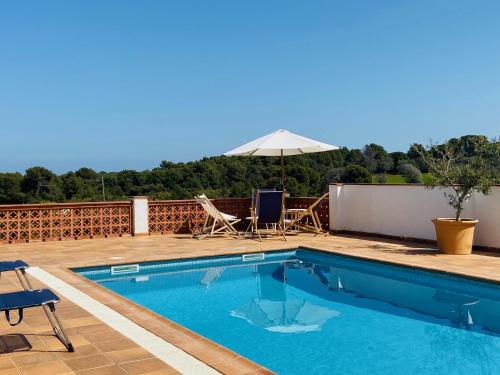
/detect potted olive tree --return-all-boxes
[416,139,498,255]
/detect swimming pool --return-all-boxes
[75,249,500,374]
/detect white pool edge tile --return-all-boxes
[27,266,221,375]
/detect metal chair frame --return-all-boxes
[0,261,74,352]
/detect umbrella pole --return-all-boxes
[280,149,284,191]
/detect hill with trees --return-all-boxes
[0,135,498,204]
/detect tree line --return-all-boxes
[0,135,498,204]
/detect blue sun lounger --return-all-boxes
[0,260,33,291]
[0,261,74,352]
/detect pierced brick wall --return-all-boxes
[0,202,132,243]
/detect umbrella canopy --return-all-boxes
[225,129,339,189]
[225,129,338,157]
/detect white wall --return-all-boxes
[130,196,149,235]
[472,187,500,248]
[329,184,500,248]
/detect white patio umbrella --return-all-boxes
[224,129,339,189]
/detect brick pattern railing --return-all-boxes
[149,196,329,235]
[212,198,253,230]
[148,198,251,234]
[0,196,329,242]
[0,202,132,243]
[148,200,205,234]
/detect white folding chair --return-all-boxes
[194,194,241,238]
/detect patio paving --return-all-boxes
[0,233,499,374]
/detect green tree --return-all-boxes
[21,167,64,202]
[399,164,423,183]
[362,144,393,173]
[342,165,372,183]
[61,172,85,200]
[0,173,25,203]
[388,152,410,173]
[407,143,428,172]
[76,167,98,180]
[345,149,363,165]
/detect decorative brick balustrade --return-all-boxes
[0,196,329,242]
[0,202,132,243]
[148,198,251,234]
[148,196,329,235]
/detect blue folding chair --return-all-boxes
[0,261,74,352]
[246,188,275,235]
[252,191,287,241]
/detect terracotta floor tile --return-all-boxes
[18,360,74,375]
[10,352,59,368]
[174,338,212,354]
[63,317,101,329]
[138,370,180,375]
[40,334,90,351]
[118,358,177,375]
[254,368,275,375]
[105,347,153,364]
[63,354,113,372]
[58,344,102,360]
[73,324,114,335]
[155,330,191,345]
[190,346,238,366]
[0,369,20,375]
[214,358,261,374]
[81,330,124,344]
[28,324,54,335]
[94,338,137,353]
[0,357,15,370]
[76,365,128,375]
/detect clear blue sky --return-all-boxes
[1,1,499,173]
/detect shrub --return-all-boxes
[342,165,371,183]
[399,164,423,183]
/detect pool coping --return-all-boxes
[40,240,500,375]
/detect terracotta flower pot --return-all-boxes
[432,218,478,255]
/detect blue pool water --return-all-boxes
[75,249,500,374]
